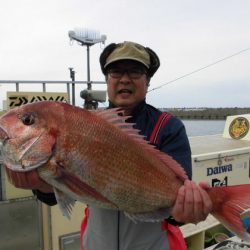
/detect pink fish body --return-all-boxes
[1,101,250,241]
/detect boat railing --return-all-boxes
[0,80,106,105]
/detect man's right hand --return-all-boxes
[5,167,53,193]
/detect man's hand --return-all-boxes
[5,167,53,193]
[170,180,213,224]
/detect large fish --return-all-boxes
[0,101,250,241]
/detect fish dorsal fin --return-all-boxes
[94,108,143,138]
[157,153,188,181]
[94,108,129,125]
[94,108,188,181]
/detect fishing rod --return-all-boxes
[148,47,250,93]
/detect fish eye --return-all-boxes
[21,113,36,126]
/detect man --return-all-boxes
[7,41,212,249]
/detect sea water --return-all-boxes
[182,119,226,137]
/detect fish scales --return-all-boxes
[59,105,181,212]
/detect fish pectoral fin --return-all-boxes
[39,163,117,209]
[124,207,170,223]
[55,166,118,209]
[53,187,76,219]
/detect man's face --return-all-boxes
[106,60,150,111]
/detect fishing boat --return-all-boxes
[182,115,250,249]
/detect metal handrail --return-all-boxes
[0,80,106,105]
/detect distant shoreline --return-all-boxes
[160,107,250,120]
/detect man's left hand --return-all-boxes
[170,180,213,224]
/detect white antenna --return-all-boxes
[68,28,107,46]
[68,27,107,109]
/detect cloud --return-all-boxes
[0,0,250,108]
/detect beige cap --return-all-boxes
[100,41,160,77]
[104,41,150,68]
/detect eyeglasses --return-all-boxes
[107,68,147,79]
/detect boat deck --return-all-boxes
[189,134,250,156]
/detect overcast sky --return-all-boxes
[0,0,250,109]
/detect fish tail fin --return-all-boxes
[209,184,250,242]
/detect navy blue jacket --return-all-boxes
[120,100,192,179]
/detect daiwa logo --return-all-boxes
[207,164,233,176]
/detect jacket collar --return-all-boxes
[108,100,146,120]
